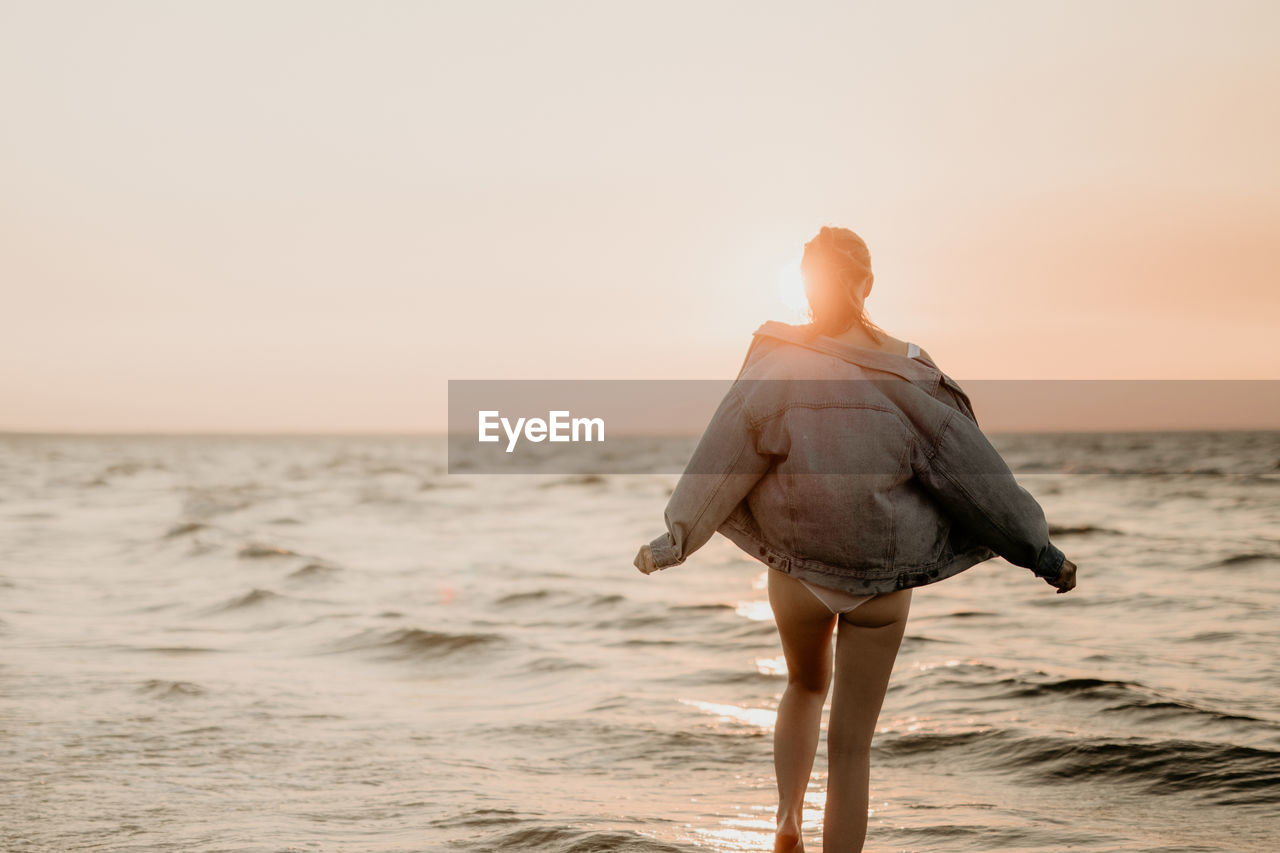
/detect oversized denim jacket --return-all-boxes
[647,321,1066,596]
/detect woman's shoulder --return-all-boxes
[739,323,845,373]
[738,321,806,377]
[743,321,940,372]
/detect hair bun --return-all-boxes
[799,225,882,341]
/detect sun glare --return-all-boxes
[776,253,809,322]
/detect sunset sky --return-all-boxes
[2,1,1277,432]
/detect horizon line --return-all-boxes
[2,426,1278,439]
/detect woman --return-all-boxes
[633,226,1078,852]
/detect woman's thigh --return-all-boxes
[839,587,912,630]
[767,569,838,692]
[829,589,912,747]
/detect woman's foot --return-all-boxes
[774,821,803,852]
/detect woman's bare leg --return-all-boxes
[823,588,912,852]
[767,570,838,853]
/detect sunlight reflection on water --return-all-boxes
[755,655,786,676]
[681,699,777,730]
[734,600,774,621]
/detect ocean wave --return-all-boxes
[538,474,608,488]
[934,609,1001,619]
[417,478,468,490]
[1100,697,1275,728]
[899,634,963,649]
[288,562,342,581]
[237,542,305,559]
[659,667,781,686]
[181,490,256,518]
[368,465,418,477]
[885,823,1060,849]
[137,679,206,699]
[1019,737,1280,804]
[590,609,774,643]
[608,637,682,647]
[879,729,1280,803]
[523,656,595,673]
[993,675,1137,699]
[594,613,684,631]
[126,645,223,655]
[1181,630,1239,643]
[986,676,1276,730]
[496,589,626,610]
[1210,551,1280,568]
[1049,462,1277,477]
[102,461,164,477]
[202,588,288,613]
[1047,523,1124,536]
[495,589,553,605]
[445,824,699,852]
[322,626,507,660]
[481,718,767,769]
[427,807,523,829]
[164,521,212,538]
[581,592,626,608]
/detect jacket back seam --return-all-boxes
[883,437,911,567]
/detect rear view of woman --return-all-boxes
[634,225,1078,852]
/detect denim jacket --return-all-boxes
[647,321,1066,596]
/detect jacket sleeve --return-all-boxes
[913,406,1066,580]
[648,384,773,569]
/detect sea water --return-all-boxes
[2,431,1277,852]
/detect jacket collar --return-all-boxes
[751,321,941,388]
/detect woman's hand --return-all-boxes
[1047,557,1078,594]
[633,544,659,575]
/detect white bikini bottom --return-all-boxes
[798,578,876,615]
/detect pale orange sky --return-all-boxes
[1,1,1277,432]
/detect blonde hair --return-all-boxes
[800,225,887,343]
